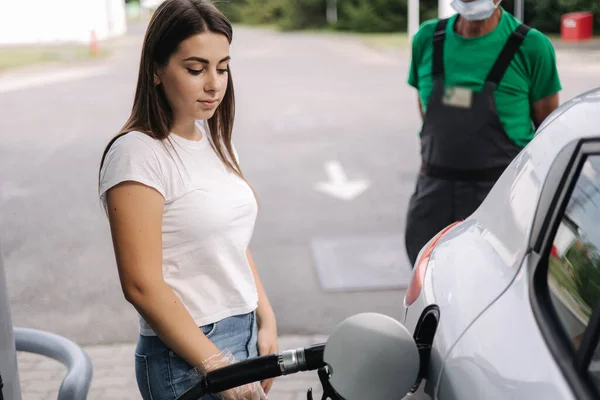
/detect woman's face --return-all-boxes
[156,31,230,123]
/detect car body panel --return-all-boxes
[403,87,600,397]
[436,255,575,400]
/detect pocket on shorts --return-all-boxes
[200,321,219,338]
[167,349,203,398]
[134,353,153,400]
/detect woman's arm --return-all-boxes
[106,181,222,371]
[246,249,278,393]
[246,249,276,329]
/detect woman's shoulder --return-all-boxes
[104,130,177,170]
[109,131,164,156]
[99,131,169,199]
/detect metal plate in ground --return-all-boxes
[310,234,413,292]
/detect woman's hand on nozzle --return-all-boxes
[201,350,268,400]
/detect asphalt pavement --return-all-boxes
[1,22,599,348]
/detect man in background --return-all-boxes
[405,0,561,265]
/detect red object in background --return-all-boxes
[561,12,594,41]
[90,30,99,57]
[550,245,558,259]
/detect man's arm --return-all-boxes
[408,29,422,119]
[531,92,559,129]
[527,31,562,130]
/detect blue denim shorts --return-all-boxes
[134,311,258,400]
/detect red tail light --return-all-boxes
[404,221,461,307]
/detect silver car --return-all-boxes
[403,87,600,400]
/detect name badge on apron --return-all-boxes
[443,86,473,109]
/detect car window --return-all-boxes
[590,343,600,388]
[548,155,600,385]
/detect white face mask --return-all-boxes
[450,0,502,21]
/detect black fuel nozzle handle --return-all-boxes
[177,344,326,400]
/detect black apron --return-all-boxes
[405,19,531,266]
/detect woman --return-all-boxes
[98,1,278,399]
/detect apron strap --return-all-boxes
[432,18,450,78]
[485,24,531,86]
[421,163,509,182]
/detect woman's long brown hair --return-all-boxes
[99,0,246,187]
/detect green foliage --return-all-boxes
[567,242,600,311]
[418,0,440,23]
[213,0,284,24]
[213,0,599,33]
[556,0,600,31]
[278,0,327,31]
[212,0,246,23]
[490,0,598,33]
[336,0,407,32]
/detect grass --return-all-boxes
[353,31,600,51]
[549,257,579,295]
[0,43,110,72]
[354,32,410,50]
[300,27,411,50]
[233,22,600,52]
[232,22,411,50]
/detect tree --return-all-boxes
[567,241,600,311]
[212,0,599,33]
[277,0,327,30]
[330,0,406,32]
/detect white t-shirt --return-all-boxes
[99,120,259,336]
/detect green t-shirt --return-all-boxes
[408,8,562,147]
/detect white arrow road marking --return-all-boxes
[314,160,370,201]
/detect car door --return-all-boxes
[527,139,600,400]
[433,138,600,400]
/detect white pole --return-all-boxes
[408,0,420,41]
[514,0,524,21]
[438,0,455,19]
[326,0,338,24]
